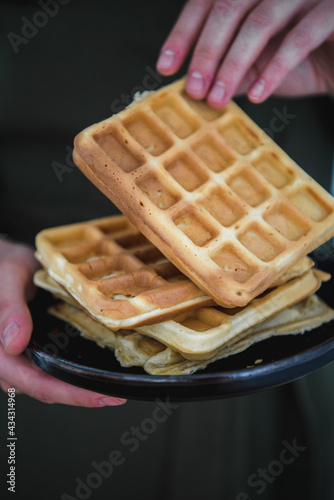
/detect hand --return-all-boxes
[157,0,334,107]
[0,239,126,406]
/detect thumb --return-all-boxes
[0,241,40,355]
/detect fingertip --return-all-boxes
[247,94,268,104]
[67,392,127,408]
[156,48,179,76]
[98,396,127,407]
[207,80,228,109]
[2,309,33,355]
[186,71,208,100]
[248,78,267,103]
[207,98,227,109]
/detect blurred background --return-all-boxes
[1,1,334,499]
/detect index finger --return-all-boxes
[157,0,213,75]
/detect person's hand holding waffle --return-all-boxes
[0,239,126,407]
[157,0,334,105]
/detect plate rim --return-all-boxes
[27,330,334,386]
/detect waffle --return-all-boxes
[34,267,329,359]
[35,216,214,329]
[34,216,314,331]
[48,294,334,376]
[137,269,328,359]
[142,293,334,375]
[73,78,334,307]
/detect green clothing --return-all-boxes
[1,2,334,499]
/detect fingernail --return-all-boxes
[209,80,226,103]
[2,322,20,349]
[187,71,204,96]
[99,397,127,406]
[250,78,266,100]
[157,49,174,71]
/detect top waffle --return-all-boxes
[73,78,334,307]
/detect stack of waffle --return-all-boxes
[34,78,334,375]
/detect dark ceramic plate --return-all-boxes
[27,259,334,402]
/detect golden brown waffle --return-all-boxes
[35,215,214,329]
[34,266,329,359]
[34,215,314,331]
[137,269,328,359]
[33,253,314,303]
[48,294,334,376]
[73,78,334,307]
[141,294,334,375]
